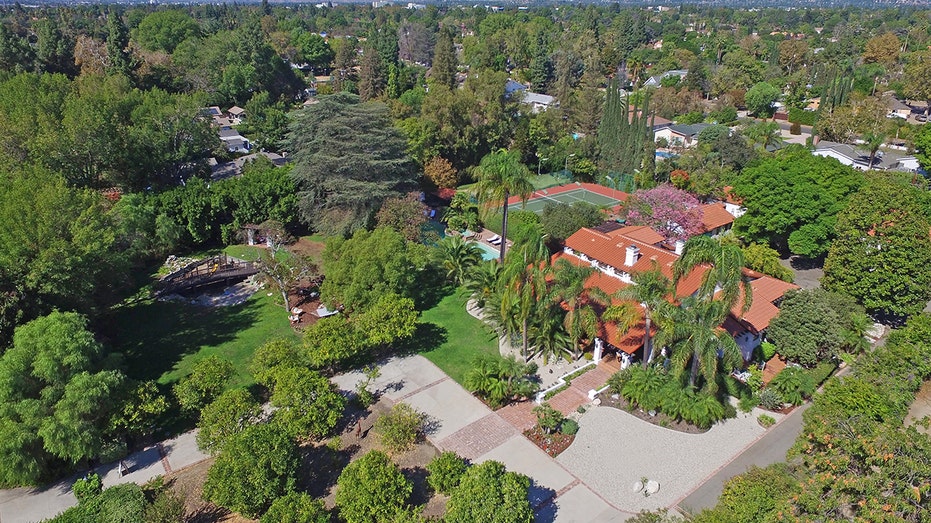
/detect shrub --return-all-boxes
[72,473,102,505]
[759,388,784,410]
[260,492,330,523]
[804,361,837,387]
[758,414,776,428]
[336,451,412,523]
[607,368,632,394]
[561,419,580,435]
[681,393,727,429]
[426,452,468,495]
[788,106,817,126]
[533,403,565,434]
[375,403,427,453]
[790,121,801,135]
[463,356,539,408]
[96,483,147,523]
[620,366,668,411]
[738,394,760,413]
[760,342,777,361]
[769,367,815,406]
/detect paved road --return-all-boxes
[674,402,809,515]
[0,431,208,523]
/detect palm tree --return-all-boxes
[742,121,783,152]
[673,235,751,314]
[498,223,552,361]
[476,149,534,262]
[604,264,673,369]
[528,303,574,364]
[655,297,742,392]
[863,132,886,170]
[500,263,548,361]
[437,235,483,286]
[550,258,610,359]
[464,260,501,310]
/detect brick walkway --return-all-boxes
[497,401,538,432]
[437,413,518,460]
[569,365,614,395]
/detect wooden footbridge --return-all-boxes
[156,254,260,296]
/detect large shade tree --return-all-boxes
[823,180,931,321]
[730,145,863,256]
[0,312,126,486]
[285,92,418,236]
[476,149,534,262]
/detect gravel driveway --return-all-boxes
[557,403,779,512]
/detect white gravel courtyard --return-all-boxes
[557,403,782,513]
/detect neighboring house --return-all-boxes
[883,92,911,120]
[210,151,288,180]
[643,69,688,88]
[227,106,246,124]
[559,225,797,362]
[700,202,735,237]
[722,270,799,361]
[219,129,251,153]
[717,186,747,219]
[520,91,557,113]
[504,79,527,97]
[653,123,711,148]
[813,140,919,172]
[503,79,557,113]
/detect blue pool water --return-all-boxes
[472,241,500,261]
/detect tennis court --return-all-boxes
[510,182,628,215]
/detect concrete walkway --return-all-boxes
[0,431,209,523]
[332,355,635,522]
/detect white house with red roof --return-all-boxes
[559,224,798,363]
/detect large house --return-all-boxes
[505,79,557,113]
[813,140,919,172]
[654,123,711,149]
[643,69,688,88]
[558,224,798,364]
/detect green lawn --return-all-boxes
[109,291,298,389]
[416,291,500,384]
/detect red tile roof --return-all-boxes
[727,274,799,333]
[550,252,647,353]
[700,202,735,232]
[564,227,706,299]
[609,226,665,246]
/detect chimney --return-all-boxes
[675,239,686,255]
[625,245,641,267]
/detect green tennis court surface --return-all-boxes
[520,187,623,214]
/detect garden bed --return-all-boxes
[523,426,575,457]
[595,392,709,434]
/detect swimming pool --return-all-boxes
[472,241,500,261]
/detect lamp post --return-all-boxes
[565,153,576,173]
[537,157,549,176]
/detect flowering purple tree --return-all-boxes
[625,184,704,240]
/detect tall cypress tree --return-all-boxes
[598,79,652,185]
[106,11,132,77]
[431,27,457,89]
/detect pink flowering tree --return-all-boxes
[625,184,704,240]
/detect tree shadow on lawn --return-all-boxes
[104,297,260,383]
[395,322,449,357]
